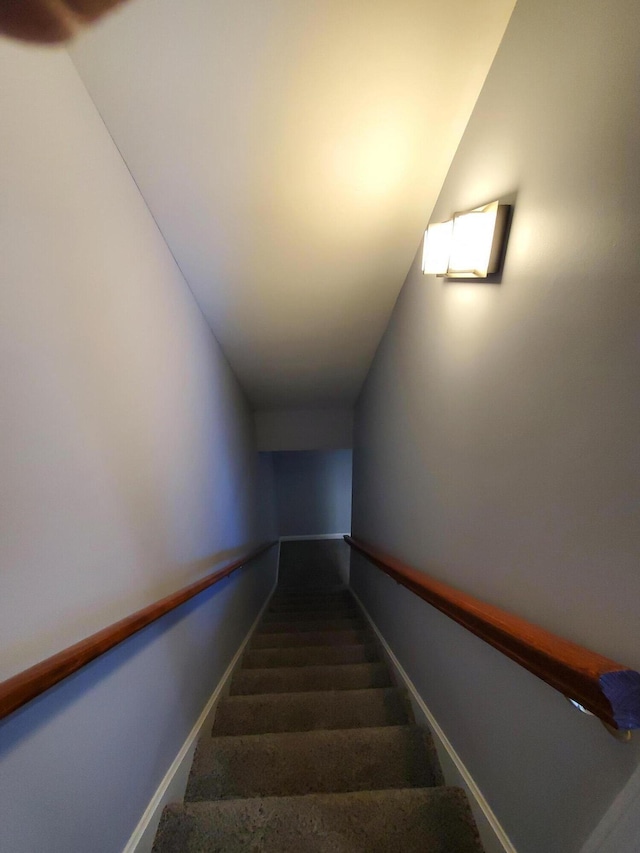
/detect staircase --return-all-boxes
[152,551,484,852]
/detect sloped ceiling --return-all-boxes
[70,0,514,409]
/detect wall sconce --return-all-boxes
[422,200,510,279]
[422,219,453,275]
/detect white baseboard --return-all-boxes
[279,533,349,541]
[350,589,517,853]
[122,582,277,853]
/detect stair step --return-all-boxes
[243,643,380,669]
[268,596,354,609]
[279,589,346,598]
[213,687,410,736]
[258,618,364,634]
[274,585,347,596]
[186,725,441,801]
[251,629,370,649]
[230,662,392,695]
[154,787,482,853]
[270,591,350,604]
[263,607,358,621]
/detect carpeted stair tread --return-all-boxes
[187,725,441,800]
[274,585,347,596]
[268,597,353,611]
[272,588,349,597]
[230,662,392,695]
[152,550,484,853]
[263,605,358,619]
[257,617,365,633]
[251,629,370,649]
[153,787,483,853]
[243,642,380,668]
[212,687,411,736]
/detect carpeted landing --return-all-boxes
[152,557,485,852]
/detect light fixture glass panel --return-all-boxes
[447,201,501,278]
[422,219,453,275]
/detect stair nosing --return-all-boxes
[181,784,462,808]
[252,630,369,643]
[218,686,403,706]
[230,670,393,693]
[234,661,387,672]
[199,722,424,747]
[242,642,382,668]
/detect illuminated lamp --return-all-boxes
[446,200,509,279]
[421,219,453,276]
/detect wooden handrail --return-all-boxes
[345,535,640,731]
[0,541,277,721]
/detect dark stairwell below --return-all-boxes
[152,543,484,852]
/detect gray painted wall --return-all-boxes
[351,1,640,852]
[272,450,353,536]
[0,42,277,853]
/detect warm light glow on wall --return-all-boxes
[422,200,510,279]
[421,220,453,275]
